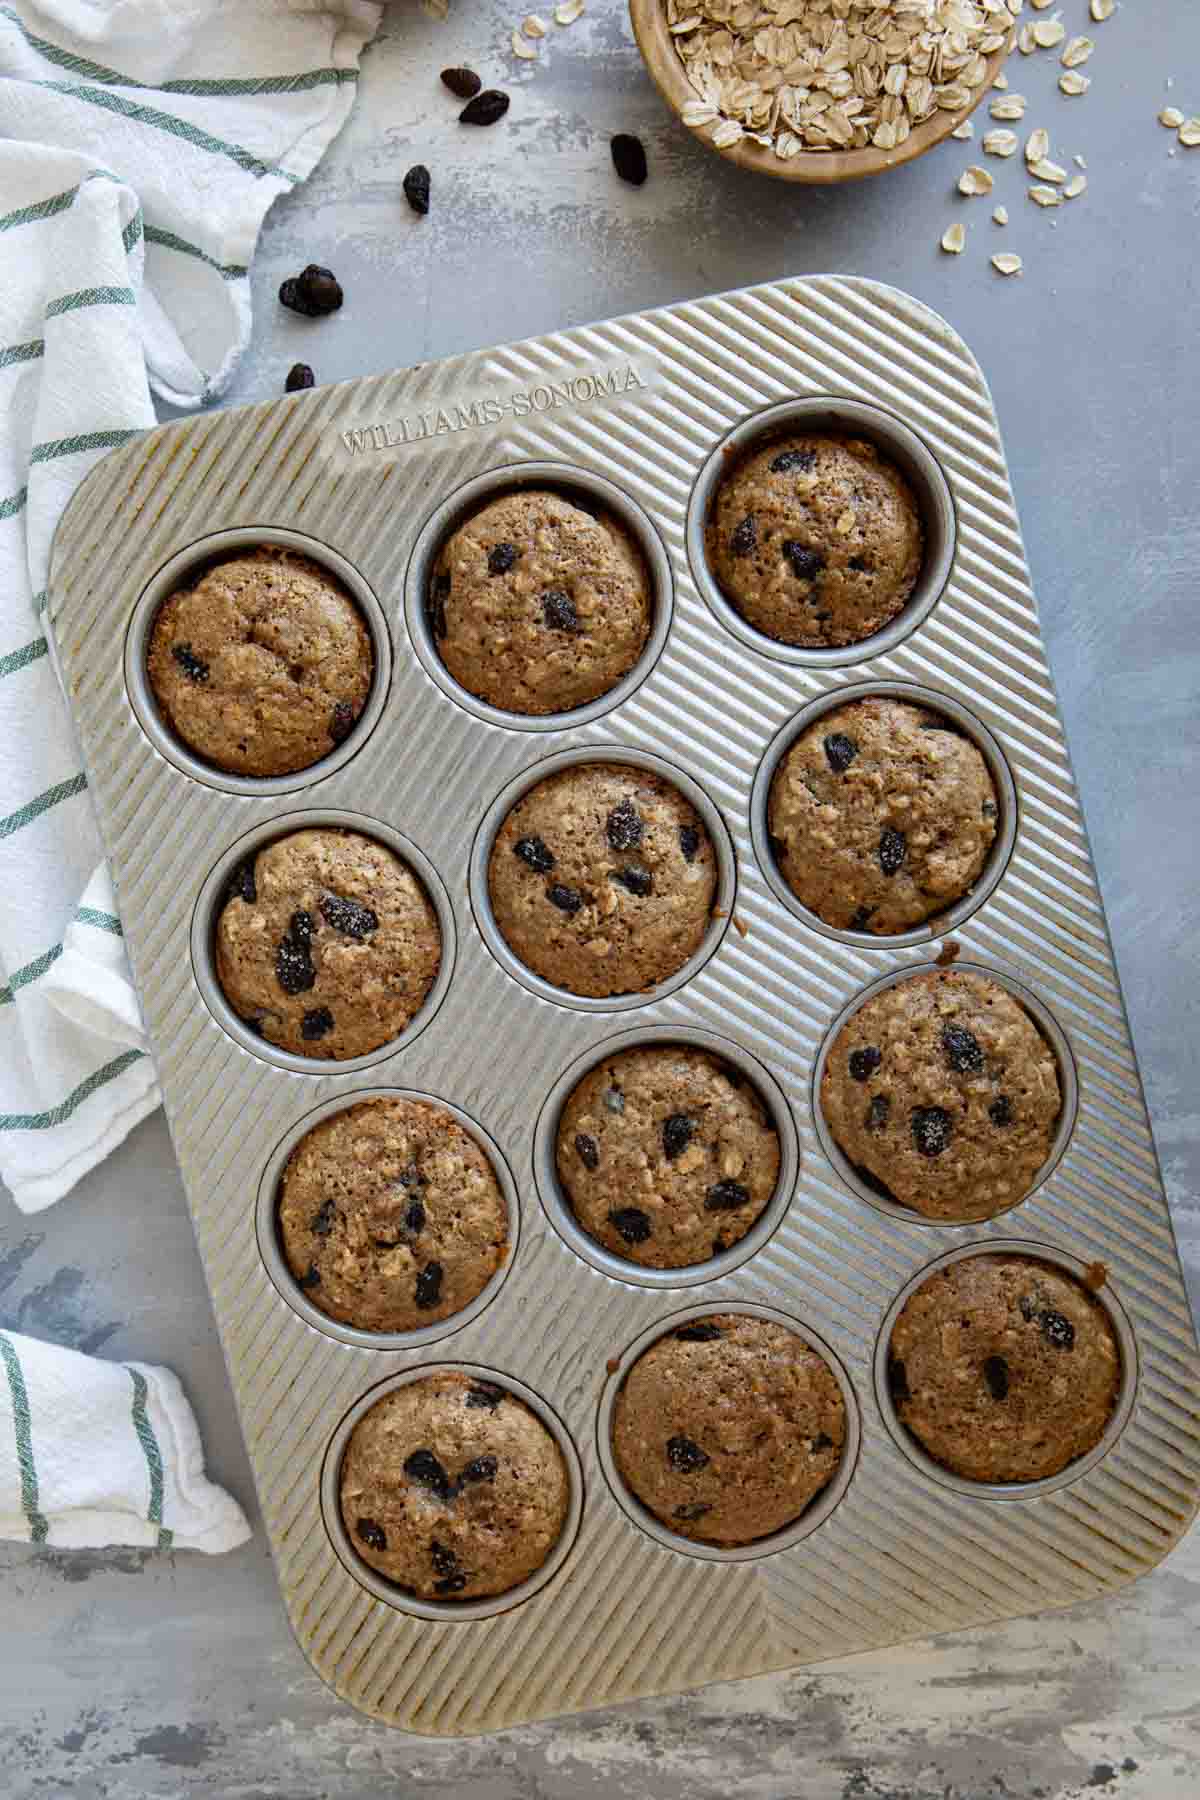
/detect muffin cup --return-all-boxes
[686,396,956,667]
[812,960,1079,1228]
[468,746,737,1014]
[874,1239,1139,1501]
[320,1364,585,1621]
[750,680,1018,950]
[190,809,455,1075]
[125,527,391,795]
[533,1024,799,1288]
[598,1301,860,1563]
[404,461,673,731]
[255,1088,519,1350]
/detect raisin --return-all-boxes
[404,1449,454,1499]
[487,542,517,575]
[982,798,999,820]
[770,448,816,474]
[1039,1310,1075,1350]
[513,835,555,872]
[679,825,700,862]
[311,1199,337,1238]
[887,1356,911,1404]
[574,1132,599,1171]
[673,1502,711,1521]
[404,1197,427,1235]
[612,865,652,897]
[983,1355,1010,1401]
[275,911,315,995]
[441,66,481,99]
[403,164,431,216]
[330,700,357,743]
[461,1455,497,1484]
[414,1263,443,1309]
[848,555,868,572]
[730,514,757,556]
[171,643,209,682]
[547,883,583,914]
[541,589,578,632]
[823,732,858,773]
[318,891,378,941]
[879,828,907,875]
[607,799,644,851]
[943,1025,984,1074]
[662,1114,694,1160]
[285,362,315,392]
[911,1106,952,1157]
[611,132,648,185]
[608,1207,651,1245]
[460,90,510,126]
[812,1431,833,1452]
[301,1006,334,1040]
[850,906,874,931]
[466,1383,505,1410]
[435,1573,468,1594]
[704,1179,750,1212]
[355,1518,387,1552]
[666,1435,709,1473]
[989,1095,1013,1127]
[783,541,825,580]
[227,859,257,905]
[675,1322,722,1342]
[279,264,343,316]
[298,1262,321,1289]
[430,1539,459,1577]
[398,1162,424,1189]
[603,1087,625,1114]
[429,572,449,640]
[848,1046,882,1082]
[866,1093,891,1131]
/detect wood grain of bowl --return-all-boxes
[629,0,1015,184]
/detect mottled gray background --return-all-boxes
[2,3,1198,1796]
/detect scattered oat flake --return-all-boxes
[1061,36,1094,68]
[1032,157,1067,182]
[1033,18,1066,48]
[512,29,538,57]
[1025,126,1050,163]
[835,510,856,534]
[554,0,583,20]
[682,99,718,127]
[711,118,743,149]
[1181,119,1200,148]
[983,128,1018,156]
[993,204,1009,224]
[958,164,994,195]
[1059,72,1090,96]
[993,72,1009,90]
[941,222,966,254]
[992,252,1023,275]
[1090,0,1114,17]
[1064,174,1087,197]
[991,96,1027,120]
[1030,0,1054,9]
[1074,154,1087,168]
[1018,23,1037,52]
[1159,107,1184,129]
[522,13,548,36]
[951,121,975,140]
[1029,183,1062,206]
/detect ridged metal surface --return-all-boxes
[48,276,1200,1735]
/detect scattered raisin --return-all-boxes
[783,542,824,580]
[603,1087,625,1114]
[705,1179,750,1212]
[673,1502,711,1521]
[812,1432,833,1452]
[275,911,315,995]
[574,1132,599,1171]
[460,89,510,127]
[981,798,999,820]
[547,883,583,914]
[285,362,315,392]
[730,514,757,556]
[487,542,517,576]
[608,1207,651,1244]
[330,700,357,743]
[466,1383,504,1410]
[823,732,858,773]
[848,1046,882,1082]
[675,1322,722,1342]
[911,1106,952,1157]
[435,1572,468,1594]
[355,1518,387,1552]
[279,264,343,316]
[679,825,700,862]
[612,865,652,897]
[300,1006,333,1040]
[441,66,481,99]
[541,589,578,632]
[943,1025,984,1074]
[226,860,257,905]
[983,1355,1010,1401]
[611,133,648,186]
[318,891,378,941]
[311,1199,337,1238]
[404,1449,454,1499]
[866,1093,891,1131]
[514,835,555,872]
[430,1539,459,1577]
[1039,1310,1075,1350]
[298,1262,321,1289]
[662,1114,695,1160]
[404,1197,426,1235]
[850,906,874,932]
[403,164,430,216]
[415,1262,444,1309]
[879,828,907,876]
[848,555,868,572]
[171,643,209,683]
[770,448,816,474]
[666,1435,709,1473]
[887,1356,911,1403]
[989,1095,1013,1127]
[461,1455,498,1484]
[607,799,644,850]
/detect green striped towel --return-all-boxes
[0,1327,249,1550]
[0,1,381,1213]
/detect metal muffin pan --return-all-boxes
[48,276,1200,1735]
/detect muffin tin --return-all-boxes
[48,276,1200,1735]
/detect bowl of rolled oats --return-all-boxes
[630,0,1021,181]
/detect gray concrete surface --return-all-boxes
[3,3,1198,1795]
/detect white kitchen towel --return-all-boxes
[0,1327,250,1550]
[0,1,382,1214]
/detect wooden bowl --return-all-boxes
[629,0,1014,184]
